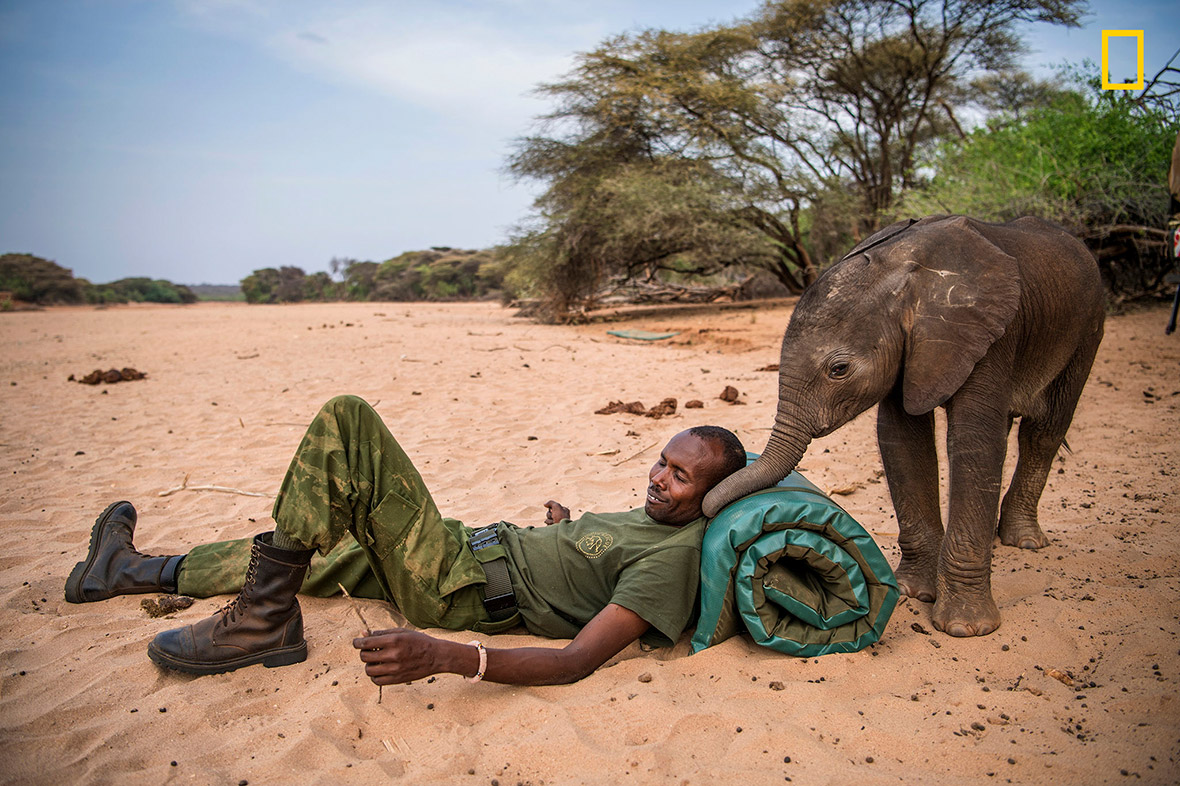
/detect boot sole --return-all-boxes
[64,501,130,604]
[146,640,308,675]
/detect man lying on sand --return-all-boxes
[65,395,745,686]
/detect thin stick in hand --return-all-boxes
[339,582,384,704]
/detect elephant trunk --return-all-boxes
[701,411,812,517]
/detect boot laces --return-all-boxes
[218,551,259,624]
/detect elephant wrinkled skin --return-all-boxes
[703,215,1105,637]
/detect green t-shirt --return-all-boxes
[498,508,707,647]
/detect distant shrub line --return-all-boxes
[0,253,198,307]
[239,248,507,304]
[0,249,510,309]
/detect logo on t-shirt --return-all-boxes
[575,532,613,558]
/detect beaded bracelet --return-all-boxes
[467,640,487,683]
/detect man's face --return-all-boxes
[645,431,725,526]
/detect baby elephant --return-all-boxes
[704,215,1105,637]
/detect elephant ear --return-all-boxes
[893,217,1022,415]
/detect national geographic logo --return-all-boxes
[1101,30,1144,90]
[576,532,614,558]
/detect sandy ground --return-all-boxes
[0,299,1177,785]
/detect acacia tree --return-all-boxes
[508,0,1085,313]
[504,157,775,314]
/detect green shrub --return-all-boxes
[0,253,86,304]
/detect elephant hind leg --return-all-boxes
[999,335,1101,549]
[996,416,1056,549]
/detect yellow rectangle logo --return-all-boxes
[1101,30,1144,90]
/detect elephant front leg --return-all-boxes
[877,396,942,603]
[934,389,1010,637]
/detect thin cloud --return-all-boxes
[177,1,600,133]
[266,13,580,130]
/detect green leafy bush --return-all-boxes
[372,248,503,301]
[0,253,86,304]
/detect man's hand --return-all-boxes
[354,628,454,685]
[543,500,571,524]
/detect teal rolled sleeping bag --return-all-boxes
[691,459,899,656]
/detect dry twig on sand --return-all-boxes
[828,482,865,496]
[382,737,412,761]
[158,474,267,498]
[612,442,658,467]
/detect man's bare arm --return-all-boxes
[353,603,650,686]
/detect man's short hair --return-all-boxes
[689,425,746,484]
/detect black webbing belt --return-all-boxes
[467,524,518,622]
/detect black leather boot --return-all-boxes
[147,532,315,675]
[65,501,183,603]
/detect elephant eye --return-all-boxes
[828,360,851,379]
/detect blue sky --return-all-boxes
[1,0,1177,286]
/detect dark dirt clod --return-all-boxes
[685,400,704,408]
[595,400,647,415]
[645,398,677,418]
[141,595,195,617]
[595,398,678,418]
[73,367,148,385]
[720,385,740,402]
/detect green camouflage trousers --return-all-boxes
[177,395,516,633]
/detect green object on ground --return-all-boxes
[606,329,680,341]
[692,458,899,657]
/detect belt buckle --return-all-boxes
[482,591,516,619]
[469,525,498,551]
